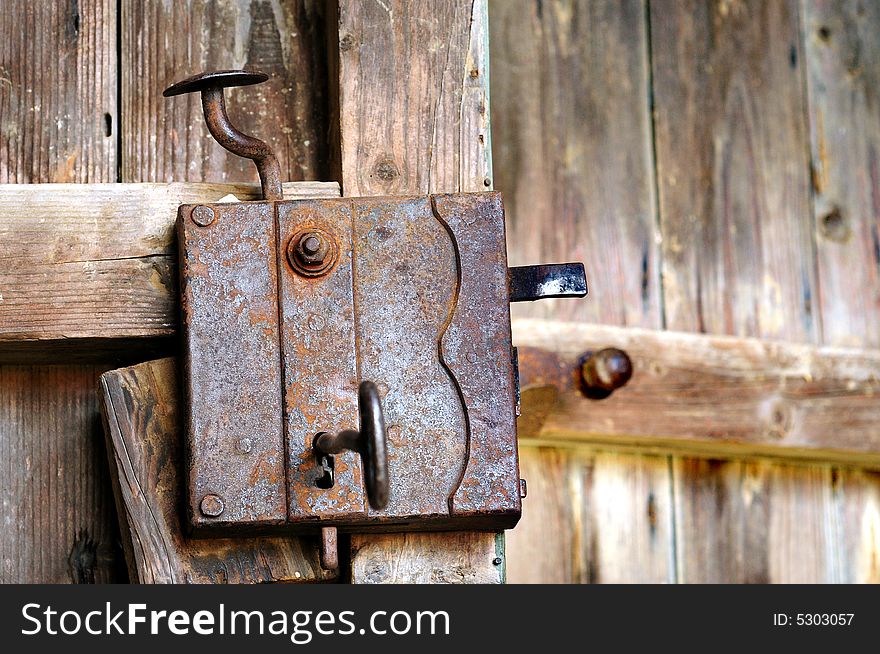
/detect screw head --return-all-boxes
[191,205,216,226]
[199,494,225,517]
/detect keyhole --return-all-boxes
[316,452,335,489]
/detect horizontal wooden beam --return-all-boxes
[0,182,338,362]
[513,318,880,468]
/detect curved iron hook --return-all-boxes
[163,70,283,201]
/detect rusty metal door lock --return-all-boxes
[165,70,587,566]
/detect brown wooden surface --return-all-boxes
[0,181,338,361]
[100,358,329,583]
[334,0,501,583]
[804,0,880,351]
[513,446,674,583]
[0,0,122,583]
[0,365,123,583]
[803,0,880,584]
[0,0,116,183]
[495,0,880,583]
[350,532,504,584]
[334,0,491,197]
[4,0,880,584]
[492,0,660,327]
[121,0,329,184]
[650,0,834,583]
[492,0,673,583]
[514,319,880,468]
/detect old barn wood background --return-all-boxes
[1,0,879,583]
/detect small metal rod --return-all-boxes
[200,87,283,201]
[320,526,339,573]
[314,429,362,455]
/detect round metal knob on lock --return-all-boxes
[313,380,390,510]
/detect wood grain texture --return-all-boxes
[0,181,338,360]
[652,0,816,341]
[490,0,674,584]
[350,531,503,584]
[507,446,674,583]
[834,468,880,583]
[100,358,329,584]
[803,0,880,584]
[334,0,492,197]
[0,0,121,584]
[651,0,833,583]
[671,459,834,583]
[803,0,880,350]
[491,0,660,326]
[0,365,124,582]
[0,0,116,183]
[120,0,329,184]
[334,0,500,583]
[514,319,880,467]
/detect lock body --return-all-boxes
[179,192,521,534]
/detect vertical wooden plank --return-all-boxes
[0,0,117,183]
[120,0,329,184]
[803,0,880,350]
[509,446,675,584]
[652,0,835,582]
[0,0,122,582]
[506,447,579,583]
[491,0,674,583]
[835,469,880,584]
[334,0,501,583]
[802,0,880,583]
[0,366,123,583]
[652,0,817,342]
[671,460,834,582]
[492,0,661,327]
[335,0,491,196]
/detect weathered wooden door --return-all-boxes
[1,0,502,584]
[3,0,880,584]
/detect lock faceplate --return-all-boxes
[179,192,552,534]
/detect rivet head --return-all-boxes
[191,205,216,226]
[237,437,252,454]
[200,494,225,517]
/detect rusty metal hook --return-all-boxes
[314,381,390,510]
[163,70,283,201]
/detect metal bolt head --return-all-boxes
[296,232,327,264]
[302,235,321,256]
[191,205,216,226]
[287,229,338,277]
[199,494,225,517]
